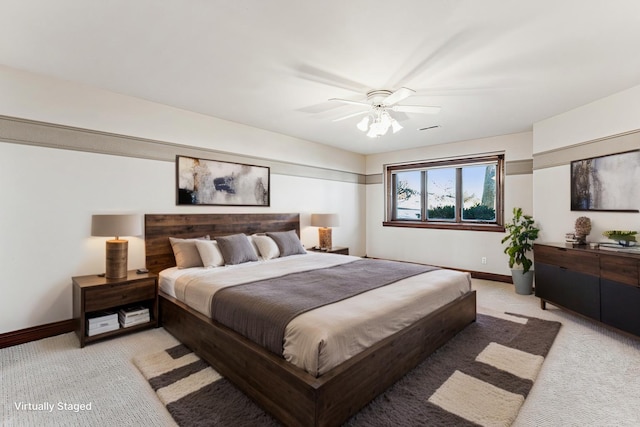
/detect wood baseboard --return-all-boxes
[446,267,512,283]
[0,319,75,349]
[469,271,513,283]
[364,256,513,284]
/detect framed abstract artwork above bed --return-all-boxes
[570,149,640,212]
[176,155,270,206]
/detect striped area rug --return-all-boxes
[133,312,560,427]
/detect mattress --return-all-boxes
[159,252,471,376]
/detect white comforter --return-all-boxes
[160,252,471,376]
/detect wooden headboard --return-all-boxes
[144,213,300,274]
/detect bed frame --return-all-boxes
[145,213,476,427]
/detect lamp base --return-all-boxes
[105,239,128,279]
[318,227,332,250]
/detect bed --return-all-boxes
[145,213,476,427]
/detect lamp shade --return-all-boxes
[310,213,340,228]
[91,214,141,238]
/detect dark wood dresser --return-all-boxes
[534,243,640,338]
[72,271,158,347]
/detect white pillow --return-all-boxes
[195,240,225,268]
[252,235,280,260]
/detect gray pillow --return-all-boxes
[266,230,306,257]
[216,234,259,265]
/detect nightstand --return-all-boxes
[72,271,158,347]
[308,246,350,255]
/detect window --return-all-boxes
[384,154,504,231]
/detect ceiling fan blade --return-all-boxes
[392,105,441,114]
[295,64,370,93]
[328,98,371,107]
[419,125,441,131]
[332,110,370,122]
[382,87,415,106]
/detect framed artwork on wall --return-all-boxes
[570,149,640,212]
[176,155,270,206]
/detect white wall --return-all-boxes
[365,132,533,275]
[533,84,640,243]
[534,84,640,153]
[0,65,364,174]
[0,67,365,334]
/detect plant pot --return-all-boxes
[511,269,534,295]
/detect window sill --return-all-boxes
[382,221,505,232]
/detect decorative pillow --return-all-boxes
[216,234,259,265]
[266,230,306,257]
[169,236,210,268]
[252,235,280,260]
[248,235,262,259]
[195,240,225,268]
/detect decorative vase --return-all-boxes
[574,216,591,245]
[511,269,534,295]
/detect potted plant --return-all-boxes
[501,207,540,295]
[602,230,637,247]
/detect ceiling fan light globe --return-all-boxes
[380,112,392,128]
[356,116,370,132]
[371,121,386,136]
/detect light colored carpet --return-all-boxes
[1,328,179,426]
[2,279,640,426]
[475,280,640,427]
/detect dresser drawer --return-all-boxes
[600,254,639,287]
[535,262,600,319]
[534,244,599,276]
[84,279,156,312]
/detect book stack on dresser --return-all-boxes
[86,312,119,336]
[118,306,150,328]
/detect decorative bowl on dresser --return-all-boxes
[534,243,640,338]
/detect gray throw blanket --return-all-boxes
[210,258,439,355]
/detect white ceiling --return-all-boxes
[2,0,640,155]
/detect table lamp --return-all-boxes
[91,214,142,279]
[310,213,339,250]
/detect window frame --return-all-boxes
[383,154,505,232]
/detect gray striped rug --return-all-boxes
[133,311,560,426]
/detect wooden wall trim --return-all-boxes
[469,271,512,283]
[0,319,75,349]
[505,159,533,175]
[365,173,383,184]
[364,256,512,284]
[533,128,640,170]
[366,158,532,186]
[0,115,365,184]
[437,265,512,283]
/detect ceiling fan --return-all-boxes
[329,87,441,138]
